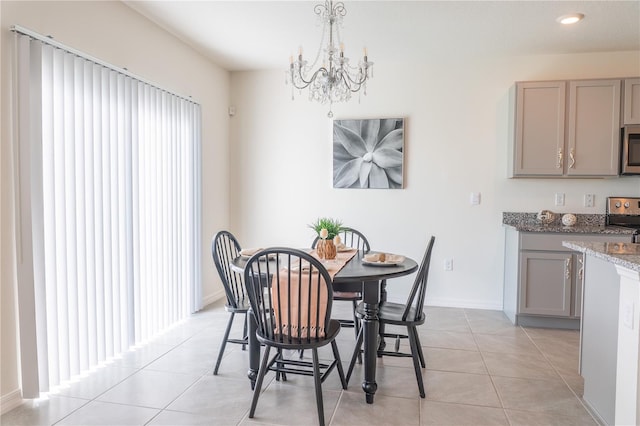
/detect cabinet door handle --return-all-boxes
[565,258,571,280]
[569,148,576,169]
[578,256,584,281]
[557,148,563,169]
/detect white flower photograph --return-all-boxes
[333,118,404,189]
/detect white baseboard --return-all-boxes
[0,388,23,415]
[384,296,503,311]
[202,289,225,308]
[426,297,503,311]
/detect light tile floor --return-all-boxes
[1,301,597,426]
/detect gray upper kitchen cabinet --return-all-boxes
[512,81,566,176]
[566,79,621,176]
[511,78,622,177]
[624,78,640,125]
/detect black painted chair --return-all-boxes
[211,230,249,375]
[311,227,370,339]
[244,248,347,426]
[347,236,435,398]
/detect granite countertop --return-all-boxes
[562,241,640,272]
[503,212,635,235]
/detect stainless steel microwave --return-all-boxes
[622,125,640,175]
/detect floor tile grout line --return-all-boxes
[328,389,345,426]
[48,362,150,426]
[38,340,177,425]
[471,315,594,423]
[49,396,93,426]
[463,308,509,422]
[477,323,593,424]
[520,326,600,425]
[75,316,224,425]
[141,364,213,426]
[460,309,592,425]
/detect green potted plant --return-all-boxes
[309,217,343,259]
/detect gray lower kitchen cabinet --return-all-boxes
[510,78,624,178]
[519,251,573,317]
[504,228,628,329]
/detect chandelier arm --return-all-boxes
[337,72,368,93]
[343,69,368,83]
[290,67,329,90]
[333,2,346,18]
[341,69,370,86]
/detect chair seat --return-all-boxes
[333,291,361,301]
[256,319,342,350]
[225,299,251,313]
[356,302,425,326]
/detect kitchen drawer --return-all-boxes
[520,232,630,252]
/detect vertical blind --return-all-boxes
[13,28,202,396]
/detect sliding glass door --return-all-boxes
[13,28,202,396]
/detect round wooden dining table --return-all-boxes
[231,249,418,404]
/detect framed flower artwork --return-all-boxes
[333,118,404,189]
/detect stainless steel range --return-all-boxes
[606,197,640,242]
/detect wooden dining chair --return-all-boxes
[244,248,347,426]
[211,230,250,375]
[311,227,370,339]
[346,236,435,398]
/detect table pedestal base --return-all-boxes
[361,281,380,404]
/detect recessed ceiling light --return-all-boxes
[557,13,585,25]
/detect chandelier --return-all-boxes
[286,1,373,117]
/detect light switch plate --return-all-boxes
[470,192,481,205]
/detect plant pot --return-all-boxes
[316,239,337,260]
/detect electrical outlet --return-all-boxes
[469,192,481,205]
[584,194,595,207]
[555,193,565,206]
[444,258,453,271]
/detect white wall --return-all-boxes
[229,51,640,308]
[0,0,229,411]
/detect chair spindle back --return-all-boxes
[212,231,246,309]
[244,248,334,343]
[402,236,436,322]
[311,227,371,253]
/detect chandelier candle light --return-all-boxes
[287,0,373,117]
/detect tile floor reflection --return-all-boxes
[1,300,596,425]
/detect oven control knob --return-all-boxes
[625,202,631,208]
[615,202,622,208]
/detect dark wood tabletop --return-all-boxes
[231,249,418,283]
[332,250,419,282]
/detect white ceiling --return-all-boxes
[123,1,640,71]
